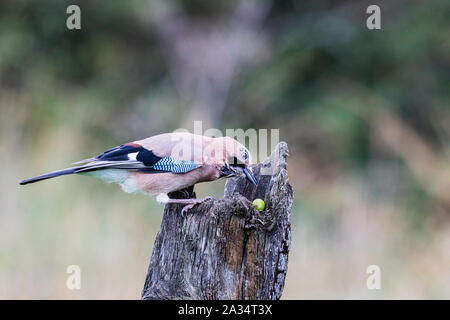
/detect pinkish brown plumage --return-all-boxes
[20,132,258,213]
[130,165,219,195]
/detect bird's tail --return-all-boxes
[19,159,147,185]
[19,168,78,185]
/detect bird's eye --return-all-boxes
[239,148,249,161]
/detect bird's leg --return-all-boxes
[156,193,213,216]
[166,197,214,217]
[172,197,214,216]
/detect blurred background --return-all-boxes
[1,0,449,299]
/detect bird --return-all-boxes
[19,132,258,214]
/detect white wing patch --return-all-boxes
[128,152,138,161]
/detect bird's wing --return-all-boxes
[73,142,202,174]
[73,160,147,173]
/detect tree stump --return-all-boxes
[141,142,293,300]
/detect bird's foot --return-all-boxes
[165,196,214,217]
[180,196,214,217]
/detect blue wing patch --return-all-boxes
[152,157,200,173]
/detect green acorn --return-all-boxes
[252,198,265,211]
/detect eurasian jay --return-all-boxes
[20,132,258,213]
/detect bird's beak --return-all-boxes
[243,166,258,186]
[220,163,258,186]
[219,163,235,178]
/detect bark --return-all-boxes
[141,142,293,300]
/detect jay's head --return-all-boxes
[213,137,258,186]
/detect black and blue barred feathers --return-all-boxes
[152,157,200,173]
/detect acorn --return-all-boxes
[252,198,265,211]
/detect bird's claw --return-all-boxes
[181,204,195,217]
[180,196,214,217]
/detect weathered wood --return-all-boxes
[141,142,293,300]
